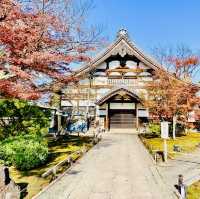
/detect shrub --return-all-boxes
[148,122,161,137]
[0,135,48,170]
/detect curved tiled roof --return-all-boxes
[96,87,141,105]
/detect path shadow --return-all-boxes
[94,139,114,149]
[67,170,81,175]
[17,182,28,199]
[174,159,200,165]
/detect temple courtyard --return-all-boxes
[34,133,176,199]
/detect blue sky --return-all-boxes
[88,0,200,50]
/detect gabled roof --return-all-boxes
[73,29,200,90]
[74,29,165,77]
[96,87,141,105]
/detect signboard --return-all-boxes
[161,122,169,139]
[108,79,138,86]
[110,103,135,110]
[138,109,149,117]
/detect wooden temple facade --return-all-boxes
[61,29,167,130]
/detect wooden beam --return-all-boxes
[107,68,144,74]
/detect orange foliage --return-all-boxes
[144,70,200,123]
[0,0,97,100]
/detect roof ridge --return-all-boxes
[74,30,166,76]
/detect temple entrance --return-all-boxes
[109,109,136,129]
[96,88,145,131]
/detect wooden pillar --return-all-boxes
[86,87,90,114]
[77,86,80,113]
[50,111,54,128]
[136,103,139,129]
[57,113,62,131]
[87,76,91,114]
[105,103,109,130]
[57,93,62,131]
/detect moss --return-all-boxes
[188,181,200,199]
[140,132,200,158]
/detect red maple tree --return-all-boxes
[0,0,100,100]
[144,56,200,138]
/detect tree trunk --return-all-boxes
[172,115,177,139]
[57,114,62,132]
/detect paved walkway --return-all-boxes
[157,149,200,187]
[35,133,176,199]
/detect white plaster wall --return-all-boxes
[93,77,108,85]
[139,62,150,69]
[109,60,120,69]
[109,72,121,76]
[94,72,106,76]
[140,76,153,81]
[96,62,107,69]
[139,72,151,76]
[79,79,89,85]
[124,72,137,76]
[126,61,137,68]
[96,88,111,100]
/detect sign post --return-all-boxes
[161,122,169,162]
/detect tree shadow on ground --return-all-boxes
[174,159,200,165]
[20,151,71,177]
[140,133,187,139]
[48,135,92,147]
[139,133,159,139]
[17,182,28,199]
[18,135,92,177]
[67,170,81,175]
[93,139,114,149]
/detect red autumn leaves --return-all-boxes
[0,0,94,100]
[145,66,200,123]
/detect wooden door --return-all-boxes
[109,110,136,129]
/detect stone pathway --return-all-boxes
[157,149,200,187]
[35,133,176,199]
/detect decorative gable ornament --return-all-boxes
[111,41,134,57]
[117,28,129,38]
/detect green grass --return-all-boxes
[9,135,93,199]
[188,181,200,199]
[140,132,200,158]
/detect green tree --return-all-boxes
[0,99,51,139]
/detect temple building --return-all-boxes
[61,29,181,130]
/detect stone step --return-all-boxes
[109,128,138,134]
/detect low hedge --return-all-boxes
[0,135,48,170]
[148,122,161,137]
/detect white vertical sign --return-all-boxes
[161,122,169,162]
[161,122,169,139]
